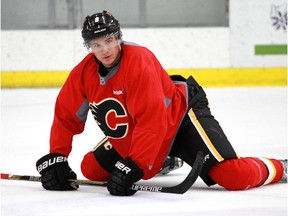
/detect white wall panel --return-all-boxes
[1,28,229,71]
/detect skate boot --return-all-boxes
[158,156,183,175]
[279,159,287,183]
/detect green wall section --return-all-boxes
[255,45,288,55]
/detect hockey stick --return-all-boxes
[1,151,203,194]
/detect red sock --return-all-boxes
[257,158,283,185]
[208,157,283,190]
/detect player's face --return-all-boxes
[88,36,121,68]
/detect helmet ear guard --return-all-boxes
[81,10,122,48]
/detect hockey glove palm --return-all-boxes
[36,153,78,191]
[107,157,144,196]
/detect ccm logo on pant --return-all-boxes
[115,161,131,174]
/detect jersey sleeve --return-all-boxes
[49,65,89,157]
[124,51,171,176]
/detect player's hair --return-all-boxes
[81,10,122,48]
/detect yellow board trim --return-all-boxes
[1,68,287,88]
[167,68,287,87]
[188,109,224,162]
[1,71,70,88]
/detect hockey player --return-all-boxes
[36,11,287,196]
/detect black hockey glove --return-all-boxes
[107,157,144,196]
[36,153,78,191]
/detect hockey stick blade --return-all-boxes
[153,151,203,194]
[1,151,203,194]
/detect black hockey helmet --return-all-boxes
[81,11,122,47]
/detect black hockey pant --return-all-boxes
[169,76,238,186]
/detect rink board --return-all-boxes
[1,67,287,88]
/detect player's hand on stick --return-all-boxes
[107,157,144,196]
[36,153,78,190]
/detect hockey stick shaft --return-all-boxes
[1,151,203,194]
[1,173,107,186]
[1,173,173,193]
[0,173,165,192]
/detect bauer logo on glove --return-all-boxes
[37,155,68,173]
[115,160,131,174]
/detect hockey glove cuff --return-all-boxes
[36,153,78,191]
[107,157,144,196]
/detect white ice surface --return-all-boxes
[1,87,287,216]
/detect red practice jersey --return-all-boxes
[50,42,188,179]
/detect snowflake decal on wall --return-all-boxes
[270,4,287,30]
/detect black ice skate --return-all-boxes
[158,156,183,175]
[280,159,287,183]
